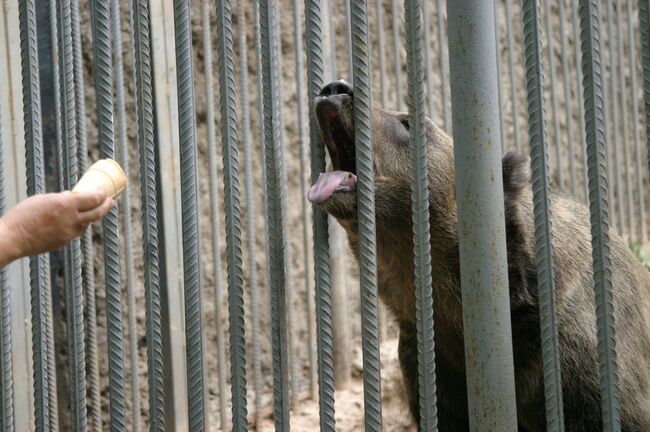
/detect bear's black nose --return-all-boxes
[319,80,353,98]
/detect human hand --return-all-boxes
[0,190,114,267]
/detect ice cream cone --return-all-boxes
[73,159,127,198]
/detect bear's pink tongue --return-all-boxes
[308,171,357,204]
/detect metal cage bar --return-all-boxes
[447,0,518,429]
[579,0,622,429]
[304,0,336,429]
[404,0,438,430]
[521,0,565,429]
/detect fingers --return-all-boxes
[78,197,114,223]
[69,189,108,212]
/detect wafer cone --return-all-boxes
[73,159,127,198]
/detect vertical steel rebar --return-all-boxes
[252,0,265,422]
[376,0,388,108]
[559,0,578,197]
[423,2,435,120]
[44,2,61,429]
[215,0,248,429]
[505,0,522,152]
[642,0,650,238]
[494,0,506,153]
[89,0,128,429]
[325,0,337,79]
[131,0,165,428]
[628,0,647,242]
[521,1,565,430]
[0,105,13,432]
[616,0,635,238]
[579,0,622,429]
[350,1,383,430]
[572,0,590,202]
[70,0,102,429]
[436,0,450,131]
[447,0,518,429]
[18,0,52,430]
[291,0,318,401]
[260,0,291,428]
[172,2,206,430]
[391,0,403,110]
[607,0,625,236]
[111,0,142,428]
[305,0,336,429]
[543,0,563,189]
[345,0,353,79]
[58,0,88,429]
[404,0,438,430]
[201,0,228,427]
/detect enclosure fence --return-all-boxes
[0,0,649,431]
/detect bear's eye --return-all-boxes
[400,118,410,129]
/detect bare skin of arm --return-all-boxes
[0,190,114,268]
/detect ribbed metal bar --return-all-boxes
[305,0,335,429]
[44,2,60,428]
[435,0,450,131]
[252,0,265,421]
[172,2,206,430]
[215,0,248,429]
[71,0,101,428]
[291,0,317,401]
[616,0,635,238]
[543,0,563,189]
[642,0,650,236]
[494,0,505,153]
[345,0,353,79]
[391,0,403,110]
[423,2,435,119]
[639,0,650,214]
[521,1,565,430]
[559,0,577,197]
[111,0,142,429]
[375,0,388,107]
[448,0,518,429]
[325,0,337,78]
[260,0,291,428]
[201,0,228,427]
[0,105,14,432]
[18,0,52,429]
[579,0,622,429]
[572,0,590,202]
[607,0,625,236]
[404,0,437,430]
[131,0,165,428]
[376,0,388,108]
[629,0,647,242]
[58,0,88,429]
[505,0,522,152]
[350,1,382,430]
[89,0,128,429]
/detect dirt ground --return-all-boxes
[68,0,650,430]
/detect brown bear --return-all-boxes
[308,80,650,431]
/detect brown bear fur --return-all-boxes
[312,81,650,431]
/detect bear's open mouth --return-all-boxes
[308,98,358,204]
[315,99,356,174]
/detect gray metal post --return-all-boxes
[446,0,518,429]
[0,4,32,430]
[305,0,336,429]
[580,0,622,429]
[131,0,167,428]
[350,0,383,429]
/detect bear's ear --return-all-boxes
[502,150,530,195]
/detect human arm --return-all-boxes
[0,190,114,267]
